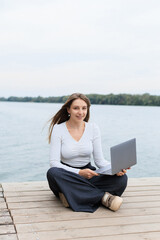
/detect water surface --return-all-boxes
[0,101,160,182]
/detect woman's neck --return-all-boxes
[66,119,85,129]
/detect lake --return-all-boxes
[0,101,160,182]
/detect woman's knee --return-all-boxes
[117,173,127,185]
[46,168,60,197]
[47,167,60,180]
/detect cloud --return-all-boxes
[0,0,160,97]
[1,57,160,97]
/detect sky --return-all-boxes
[0,0,160,97]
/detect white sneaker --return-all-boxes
[102,192,123,211]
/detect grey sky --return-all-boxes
[0,0,160,97]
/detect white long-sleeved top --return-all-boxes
[49,121,109,174]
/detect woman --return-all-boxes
[47,93,128,213]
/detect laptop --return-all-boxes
[95,138,137,175]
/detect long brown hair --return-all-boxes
[48,93,91,143]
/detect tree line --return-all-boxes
[0,93,160,106]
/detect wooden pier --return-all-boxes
[1,177,160,240]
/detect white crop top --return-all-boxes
[49,121,109,174]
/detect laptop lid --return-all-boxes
[111,138,137,175]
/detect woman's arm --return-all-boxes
[92,123,110,168]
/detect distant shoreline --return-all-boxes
[0,93,160,106]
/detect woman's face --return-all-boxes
[67,98,88,122]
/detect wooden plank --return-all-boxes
[128,177,160,186]
[0,211,9,219]
[2,182,49,192]
[3,185,160,198]
[10,206,68,216]
[0,225,15,235]
[0,185,18,240]
[4,189,160,201]
[7,196,160,210]
[5,195,55,203]
[124,195,160,202]
[12,207,160,224]
[0,215,13,225]
[10,207,160,225]
[0,201,7,209]
[73,232,160,240]
[17,223,160,240]
[122,201,160,208]
[0,210,10,217]
[126,185,160,191]
[15,214,160,233]
[0,198,5,202]
[0,234,18,240]
[5,194,160,204]
[7,192,160,204]
[123,190,160,197]
[7,200,62,209]
[3,190,50,197]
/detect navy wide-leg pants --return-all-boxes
[47,166,128,213]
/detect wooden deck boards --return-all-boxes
[1,178,160,240]
[0,184,18,240]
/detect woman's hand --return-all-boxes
[116,169,126,176]
[79,169,99,179]
[116,167,131,176]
